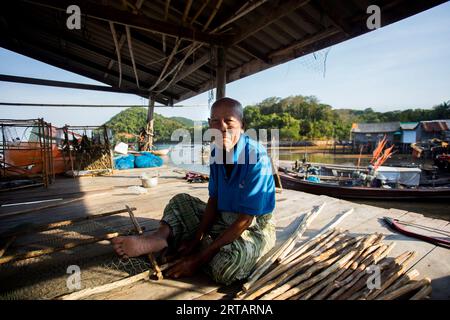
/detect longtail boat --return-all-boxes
[278,168,450,200]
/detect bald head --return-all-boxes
[210,97,244,124]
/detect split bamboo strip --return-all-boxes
[365,251,416,300]
[283,228,339,265]
[273,241,364,300]
[242,229,343,296]
[241,233,355,300]
[336,242,382,283]
[377,269,420,298]
[277,203,327,261]
[410,283,432,300]
[376,278,430,300]
[259,237,362,300]
[330,242,395,300]
[299,235,381,300]
[312,242,384,300]
[297,252,356,300]
[335,234,384,281]
[283,208,354,264]
[347,251,411,300]
[242,205,323,292]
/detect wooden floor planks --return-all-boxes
[1,166,449,300]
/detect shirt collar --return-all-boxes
[210,133,247,165]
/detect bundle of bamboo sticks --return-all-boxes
[237,229,432,300]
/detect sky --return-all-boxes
[0,2,449,127]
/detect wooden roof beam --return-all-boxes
[0,74,152,96]
[227,0,310,46]
[2,16,196,95]
[23,0,228,45]
[313,0,353,36]
[236,43,271,64]
[130,30,213,77]
[0,37,176,103]
[0,43,169,106]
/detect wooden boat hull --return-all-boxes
[3,142,68,176]
[279,172,450,200]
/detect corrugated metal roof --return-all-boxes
[351,122,400,133]
[0,0,447,105]
[421,120,450,132]
[400,122,419,130]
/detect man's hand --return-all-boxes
[165,254,203,279]
[177,238,200,257]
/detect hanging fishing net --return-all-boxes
[294,47,332,78]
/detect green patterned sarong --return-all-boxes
[161,193,276,285]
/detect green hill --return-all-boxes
[169,116,194,126]
[104,97,450,143]
[104,107,190,143]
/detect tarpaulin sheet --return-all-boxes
[375,166,421,187]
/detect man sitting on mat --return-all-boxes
[112,97,276,285]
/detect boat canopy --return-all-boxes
[375,166,421,187]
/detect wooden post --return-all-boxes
[145,95,155,151]
[48,122,55,183]
[216,46,226,99]
[1,124,6,178]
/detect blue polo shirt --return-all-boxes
[208,134,275,216]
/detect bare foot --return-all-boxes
[111,234,168,258]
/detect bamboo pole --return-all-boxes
[258,237,362,300]
[277,203,327,261]
[239,229,346,298]
[0,231,125,265]
[283,228,340,265]
[299,235,381,300]
[202,0,224,31]
[410,283,432,300]
[272,241,364,300]
[109,22,122,87]
[297,252,357,300]
[125,205,163,280]
[0,206,137,239]
[365,251,416,300]
[48,122,55,182]
[242,204,325,292]
[335,234,384,282]
[375,278,430,300]
[59,258,181,300]
[312,242,384,300]
[0,191,110,220]
[283,208,354,263]
[329,242,395,300]
[377,269,420,299]
[346,250,412,300]
[60,269,151,300]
